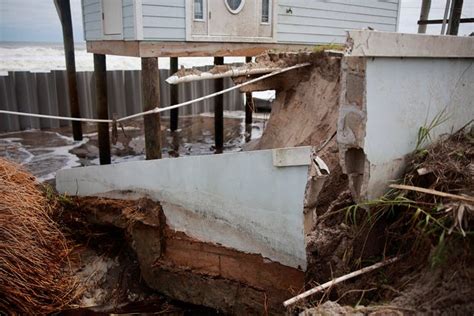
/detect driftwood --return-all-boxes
[283,257,400,307]
[166,67,281,84]
[389,184,474,204]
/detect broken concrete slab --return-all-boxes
[339,31,474,202]
[347,30,474,58]
[57,146,314,270]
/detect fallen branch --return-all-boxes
[166,66,281,84]
[389,184,474,204]
[283,257,400,307]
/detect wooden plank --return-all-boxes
[87,41,140,57]
[142,57,162,160]
[87,41,313,57]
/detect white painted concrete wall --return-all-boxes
[364,58,474,200]
[56,147,313,269]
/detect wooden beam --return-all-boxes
[55,0,82,140]
[418,17,474,25]
[214,57,224,154]
[448,0,464,35]
[93,54,111,165]
[87,41,313,57]
[142,57,162,160]
[418,0,431,33]
[170,57,179,132]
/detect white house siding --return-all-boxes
[277,0,399,44]
[82,0,103,41]
[141,0,186,41]
[123,0,135,40]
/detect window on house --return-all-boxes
[262,0,270,23]
[194,0,204,20]
[225,0,245,14]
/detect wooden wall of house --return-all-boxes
[82,0,400,45]
[123,0,136,40]
[276,0,400,44]
[82,0,102,40]
[141,0,186,41]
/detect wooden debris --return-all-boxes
[283,257,400,307]
[389,184,474,204]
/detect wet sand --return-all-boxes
[0,111,268,182]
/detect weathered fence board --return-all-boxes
[0,67,243,133]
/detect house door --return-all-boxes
[208,0,258,38]
[102,0,122,36]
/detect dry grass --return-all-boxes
[0,158,79,315]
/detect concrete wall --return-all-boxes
[0,67,243,133]
[276,0,399,44]
[364,58,473,199]
[338,31,474,202]
[56,146,313,269]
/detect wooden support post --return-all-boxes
[55,0,82,140]
[418,0,431,33]
[142,57,162,160]
[214,57,224,154]
[448,0,464,35]
[170,57,179,132]
[245,56,254,126]
[93,54,111,165]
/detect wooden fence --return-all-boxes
[0,67,243,132]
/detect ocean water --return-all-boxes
[0,41,245,75]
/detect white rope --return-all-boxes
[116,63,310,122]
[0,63,310,125]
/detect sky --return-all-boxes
[0,0,473,42]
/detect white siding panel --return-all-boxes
[141,0,186,41]
[143,27,186,40]
[277,0,399,44]
[82,0,103,41]
[123,0,135,40]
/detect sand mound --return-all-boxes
[0,158,78,314]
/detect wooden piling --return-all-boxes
[245,56,254,126]
[93,54,111,165]
[448,0,464,35]
[214,57,224,154]
[417,0,431,34]
[55,0,82,140]
[170,57,179,132]
[142,57,162,160]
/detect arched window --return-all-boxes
[225,0,245,14]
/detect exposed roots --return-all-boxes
[0,158,80,315]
